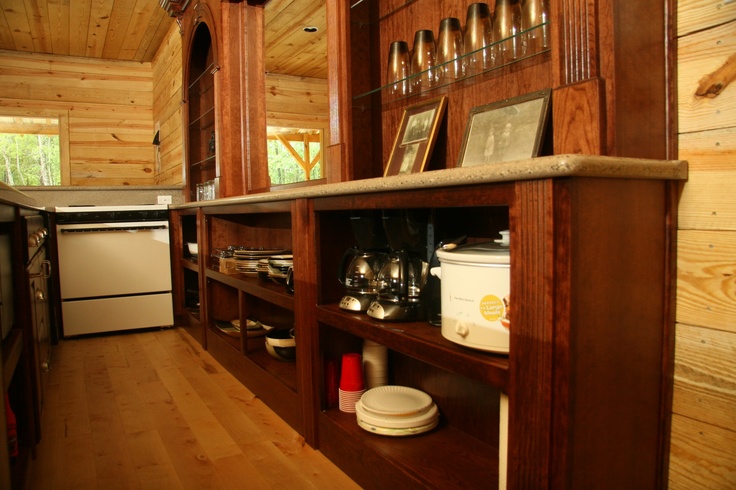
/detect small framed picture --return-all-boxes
[457,89,551,168]
[384,96,447,176]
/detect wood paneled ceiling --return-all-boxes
[0,0,328,78]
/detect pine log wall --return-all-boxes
[670,1,736,488]
[0,49,157,186]
[153,22,185,186]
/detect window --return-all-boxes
[267,127,323,185]
[0,116,61,186]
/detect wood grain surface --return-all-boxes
[26,328,359,490]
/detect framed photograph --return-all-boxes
[457,89,551,168]
[384,96,448,176]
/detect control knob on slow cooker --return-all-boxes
[455,321,470,338]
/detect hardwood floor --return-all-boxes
[26,327,361,489]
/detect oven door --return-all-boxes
[56,221,172,299]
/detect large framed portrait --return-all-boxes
[457,89,551,167]
[384,96,448,176]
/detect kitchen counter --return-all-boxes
[0,181,38,209]
[172,154,688,209]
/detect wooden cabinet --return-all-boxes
[171,0,678,486]
[326,0,673,182]
[0,197,51,489]
[171,201,304,433]
[185,23,218,201]
[169,155,685,489]
[180,0,268,201]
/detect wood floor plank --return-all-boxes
[27,328,360,489]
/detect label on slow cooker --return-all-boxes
[479,294,505,322]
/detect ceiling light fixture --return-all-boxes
[303,26,318,33]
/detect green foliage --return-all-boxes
[0,133,61,186]
[267,139,322,185]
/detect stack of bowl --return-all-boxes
[355,386,439,436]
[268,254,293,284]
[265,328,296,361]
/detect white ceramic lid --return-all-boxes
[436,241,510,266]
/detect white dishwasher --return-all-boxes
[55,205,173,337]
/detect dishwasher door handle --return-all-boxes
[59,225,168,233]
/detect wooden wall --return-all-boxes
[0,49,157,186]
[670,1,736,488]
[152,21,184,186]
[265,73,329,130]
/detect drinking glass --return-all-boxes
[410,29,438,92]
[520,0,550,55]
[493,0,522,64]
[386,41,411,96]
[437,17,465,84]
[464,3,493,75]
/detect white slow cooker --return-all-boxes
[432,232,510,353]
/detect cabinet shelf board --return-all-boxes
[206,332,301,432]
[205,270,295,310]
[208,324,242,352]
[244,347,298,393]
[318,409,498,490]
[1,329,23,391]
[317,304,508,390]
[182,258,199,272]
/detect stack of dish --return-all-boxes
[268,255,293,284]
[210,248,233,269]
[231,247,289,275]
[355,386,439,436]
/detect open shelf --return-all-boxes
[355,22,551,104]
[317,304,508,390]
[318,408,498,490]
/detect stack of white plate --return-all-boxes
[232,248,289,275]
[355,386,439,436]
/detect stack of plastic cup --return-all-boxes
[338,353,365,413]
[363,339,388,389]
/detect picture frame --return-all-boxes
[457,89,551,168]
[384,96,448,177]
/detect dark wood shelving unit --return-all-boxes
[318,408,498,489]
[172,0,677,485]
[316,304,508,389]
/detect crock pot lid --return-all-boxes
[436,241,510,264]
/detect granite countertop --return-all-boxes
[0,181,39,208]
[174,154,688,210]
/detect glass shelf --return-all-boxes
[189,154,216,169]
[354,22,550,103]
[187,61,219,91]
[189,106,215,129]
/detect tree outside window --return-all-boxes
[267,127,322,185]
[0,116,61,186]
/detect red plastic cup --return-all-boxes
[325,358,339,408]
[339,353,365,391]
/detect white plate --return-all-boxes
[360,385,433,417]
[355,399,438,429]
[356,417,438,437]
